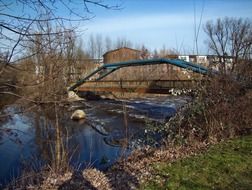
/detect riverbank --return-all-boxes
[0,95,189,188]
[140,135,252,190]
[8,134,251,190]
[4,77,252,189]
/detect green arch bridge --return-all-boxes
[69,58,209,94]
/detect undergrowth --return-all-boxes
[164,71,252,144]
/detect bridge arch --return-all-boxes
[69,58,208,91]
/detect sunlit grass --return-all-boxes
[141,135,252,190]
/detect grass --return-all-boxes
[141,135,252,190]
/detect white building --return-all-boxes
[178,55,189,62]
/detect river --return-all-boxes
[0,95,189,187]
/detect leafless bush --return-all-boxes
[165,62,252,144]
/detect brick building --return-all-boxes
[102,47,203,80]
[103,47,141,64]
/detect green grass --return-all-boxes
[141,135,252,190]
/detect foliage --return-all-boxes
[141,135,252,190]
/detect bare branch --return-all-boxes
[204,17,252,72]
[0,13,89,22]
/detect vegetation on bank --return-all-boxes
[139,65,252,190]
[4,67,252,189]
[162,74,252,146]
[4,80,252,189]
[0,6,251,188]
[141,135,252,190]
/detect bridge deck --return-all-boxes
[76,80,201,94]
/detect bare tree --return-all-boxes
[140,45,150,59]
[87,34,104,58]
[115,37,133,49]
[96,34,104,58]
[105,36,112,52]
[88,34,97,58]
[0,0,119,73]
[153,49,159,59]
[0,1,120,174]
[0,1,119,96]
[229,18,252,70]
[204,17,252,72]
[159,45,179,57]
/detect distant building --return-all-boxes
[178,55,190,62]
[196,55,208,67]
[189,55,197,63]
[207,55,234,71]
[178,55,207,79]
[164,54,179,59]
[103,47,141,64]
[102,47,142,80]
[101,48,209,80]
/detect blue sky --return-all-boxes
[2,0,252,56]
[82,0,252,54]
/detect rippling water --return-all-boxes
[0,95,189,187]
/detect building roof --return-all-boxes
[164,54,179,58]
[103,47,141,57]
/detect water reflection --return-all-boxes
[0,102,140,186]
[31,105,127,171]
[0,96,189,187]
[0,107,35,187]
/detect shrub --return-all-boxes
[165,64,252,144]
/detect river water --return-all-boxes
[0,95,189,187]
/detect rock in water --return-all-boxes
[68,91,84,101]
[71,109,86,120]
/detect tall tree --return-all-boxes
[0,0,120,173]
[115,37,133,49]
[0,0,119,73]
[204,17,252,72]
[96,34,104,59]
[0,0,120,104]
[105,36,112,52]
